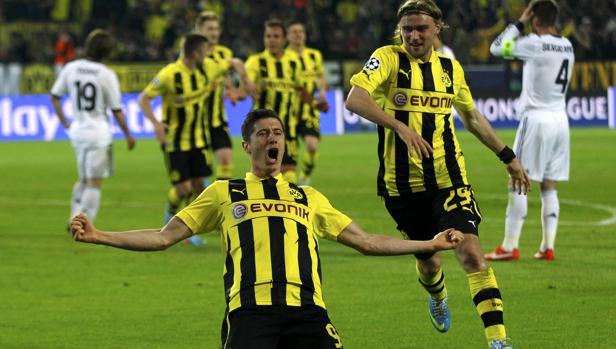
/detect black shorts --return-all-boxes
[297,115,321,138]
[282,138,298,166]
[383,185,482,260]
[210,125,232,151]
[223,305,343,349]
[163,147,212,184]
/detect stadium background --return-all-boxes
[1,0,615,141]
[1,1,616,348]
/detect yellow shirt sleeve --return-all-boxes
[175,183,223,235]
[143,67,170,99]
[452,61,475,112]
[314,50,324,75]
[204,58,230,81]
[309,187,352,241]
[349,46,394,94]
[245,55,260,85]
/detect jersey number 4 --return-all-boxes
[74,81,97,111]
[555,59,569,93]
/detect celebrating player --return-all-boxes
[70,108,464,349]
[345,1,530,348]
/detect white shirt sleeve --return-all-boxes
[101,69,123,111]
[490,23,539,60]
[51,66,69,97]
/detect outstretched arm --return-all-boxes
[70,213,193,251]
[457,108,530,194]
[336,222,463,256]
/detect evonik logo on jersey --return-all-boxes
[231,200,310,223]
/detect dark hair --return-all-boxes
[241,109,285,141]
[85,29,114,61]
[265,18,286,36]
[532,0,558,27]
[196,10,219,27]
[183,33,208,57]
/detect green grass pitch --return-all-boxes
[1,128,614,348]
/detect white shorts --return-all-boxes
[73,144,113,179]
[513,109,569,182]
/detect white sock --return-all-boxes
[70,181,85,218]
[540,189,559,251]
[503,190,527,251]
[81,185,101,221]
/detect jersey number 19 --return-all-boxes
[75,81,97,111]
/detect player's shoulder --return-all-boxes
[434,51,463,68]
[305,47,323,56]
[215,44,233,57]
[284,48,301,60]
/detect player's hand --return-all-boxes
[70,213,98,243]
[394,124,433,159]
[243,80,259,100]
[126,135,136,150]
[519,4,533,24]
[154,122,167,145]
[431,228,464,251]
[507,158,531,194]
[316,98,329,113]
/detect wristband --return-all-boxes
[497,146,516,164]
[514,21,524,32]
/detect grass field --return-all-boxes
[1,128,615,348]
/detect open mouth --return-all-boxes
[267,148,279,161]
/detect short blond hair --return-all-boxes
[196,11,219,28]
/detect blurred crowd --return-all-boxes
[0,0,614,65]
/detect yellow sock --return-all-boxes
[167,187,183,212]
[467,267,507,345]
[282,170,297,184]
[416,261,447,300]
[301,150,318,180]
[216,163,233,180]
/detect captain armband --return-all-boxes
[497,146,516,164]
[501,39,516,60]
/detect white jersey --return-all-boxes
[51,58,122,146]
[436,45,456,59]
[490,24,574,113]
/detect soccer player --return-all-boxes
[345,1,530,348]
[70,108,465,349]
[51,29,135,226]
[286,21,329,185]
[486,0,574,261]
[195,11,241,181]
[245,19,307,184]
[138,34,254,227]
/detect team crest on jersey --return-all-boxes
[441,70,452,87]
[170,170,180,182]
[364,57,380,71]
[288,188,304,200]
[232,203,248,219]
[393,92,408,106]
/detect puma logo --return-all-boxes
[398,69,411,80]
[231,188,246,196]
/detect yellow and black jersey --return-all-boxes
[350,45,476,196]
[291,47,325,123]
[176,172,352,312]
[205,44,233,129]
[143,59,228,152]
[246,50,304,139]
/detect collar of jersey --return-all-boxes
[399,44,438,64]
[264,49,288,60]
[245,172,284,182]
[175,58,194,72]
